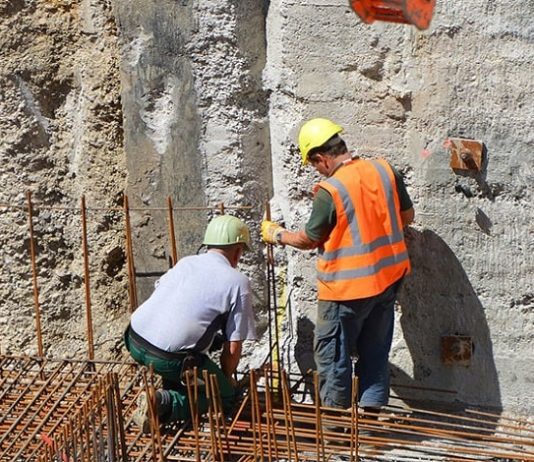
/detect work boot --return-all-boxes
[132,391,151,433]
[322,424,351,449]
[358,407,382,452]
[133,390,166,433]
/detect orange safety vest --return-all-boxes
[316,158,411,301]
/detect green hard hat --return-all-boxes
[203,215,251,251]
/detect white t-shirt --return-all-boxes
[131,251,256,353]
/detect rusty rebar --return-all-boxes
[210,372,233,459]
[250,369,265,462]
[81,196,95,360]
[351,375,359,462]
[281,370,299,462]
[264,201,282,394]
[167,196,178,266]
[26,191,44,357]
[314,371,325,462]
[123,194,138,311]
[183,369,200,462]
[2,356,533,462]
[0,201,253,213]
[202,369,219,462]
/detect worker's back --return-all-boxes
[130,251,254,353]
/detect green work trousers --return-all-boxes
[124,330,236,422]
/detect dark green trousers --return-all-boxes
[124,330,236,422]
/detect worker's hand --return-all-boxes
[261,220,285,245]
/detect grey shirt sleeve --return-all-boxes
[225,279,257,342]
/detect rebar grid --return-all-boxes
[2,193,534,461]
[0,355,163,461]
[168,367,534,462]
[2,356,533,461]
[11,192,254,355]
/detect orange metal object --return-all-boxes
[350,0,435,30]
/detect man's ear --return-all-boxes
[309,153,322,164]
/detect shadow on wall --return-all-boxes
[393,228,502,414]
[294,316,317,401]
[292,229,502,419]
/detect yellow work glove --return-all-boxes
[261,220,285,245]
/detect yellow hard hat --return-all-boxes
[298,118,343,164]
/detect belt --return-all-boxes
[126,324,197,362]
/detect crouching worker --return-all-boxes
[124,215,257,432]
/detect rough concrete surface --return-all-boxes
[0,0,532,417]
[0,0,127,358]
[265,0,534,414]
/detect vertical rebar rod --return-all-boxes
[264,208,274,374]
[83,401,92,462]
[96,380,106,461]
[314,371,325,462]
[264,201,282,393]
[81,196,95,360]
[219,202,225,215]
[280,371,293,462]
[202,369,218,461]
[263,370,274,462]
[107,375,119,462]
[251,369,265,462]
[140,368,159,460]
[263,366,280,462]
[167,196,178,266]
[89,391,99,460]
[60,425,68,462]
[249,370,259,461]
[210,373,231,460]
[69,424,75,462]
[351,376,359,462]
[26,191,44,357]
[185,369,201,462]
[282,370,299,462]
[148,367,165,462]
[112,372,129,461]
[124,195,138,311]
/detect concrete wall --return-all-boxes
[0,0,532,416]
[113,0,272,355]
[265,0,534,414]
[0,0,128,358]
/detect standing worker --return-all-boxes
[125,215,256,432]
[262,118,414,416]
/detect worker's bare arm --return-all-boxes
[401,207,415,227]
[279,229,320,250]
[220,340,242,379]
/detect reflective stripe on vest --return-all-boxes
[318,160,404,262]
[316,159,410,299]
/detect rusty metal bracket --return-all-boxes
[448,138,484,173]
[441,335,473,366]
